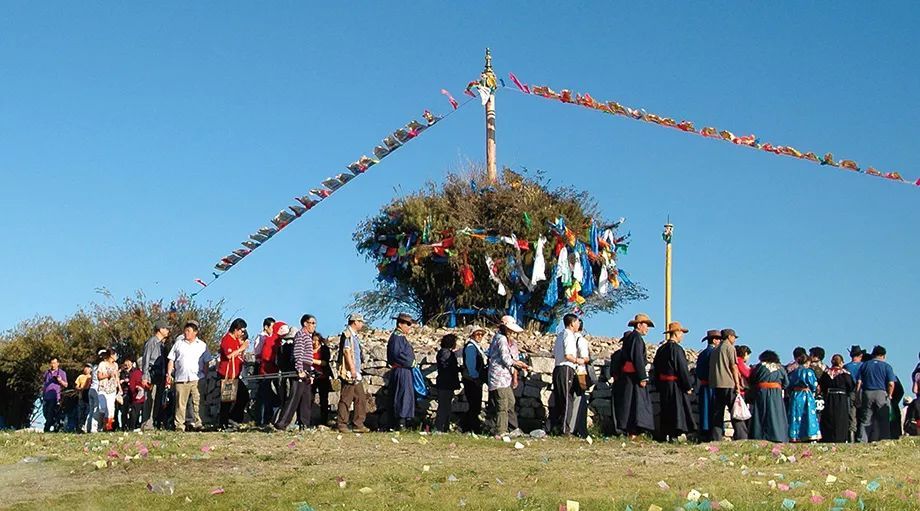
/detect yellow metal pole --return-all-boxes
[663,223,673,328]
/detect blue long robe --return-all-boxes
[387,331,416,420]
[695,344,716,433]
[788,367,821,442]
[750,362,789,443]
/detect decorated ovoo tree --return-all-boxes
[351,168,646,330]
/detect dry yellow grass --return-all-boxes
[1,430,918,511]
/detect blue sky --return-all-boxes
[2,3,918,383]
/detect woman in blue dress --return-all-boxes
[787,353,821,442]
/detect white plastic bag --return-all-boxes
[731,394,752,421]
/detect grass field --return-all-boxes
[1,430,917,511]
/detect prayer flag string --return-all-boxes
[189,96,476,298]
[504,74,916,189]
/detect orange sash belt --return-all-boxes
[757,382,782,389]
[657,374,678,382]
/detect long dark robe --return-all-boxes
[612,330,654,435]
[818,368,855,443]
[890,378,905,439]
[653,341,696,439]
[387,331,416,420]
[695,344,716,434]
[749,362,789,443]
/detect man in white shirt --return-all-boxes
[551,313,584,435]
[166,320,210,432]
[250,317,275,359]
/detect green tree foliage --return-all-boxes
[351,168,647,328]
[0,290,225,428]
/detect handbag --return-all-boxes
[575,372,589,392]
[412,366,429,398]
[220,356,239,403]
[731,393,752,421]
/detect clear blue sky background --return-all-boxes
[2,3,918,383]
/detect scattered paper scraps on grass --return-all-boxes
[391,437,399,444]
[514,442,525,449]
[296,503,316,511]
[866,480,880,492]
[826,475,838,484]
[706,444,719,453]
[287,441,297,449]
[657,481,670,490]
[210,488,224,495]
[648,505,663,511]
[717,499,734,509]
[687,489,702,502]
[843,489,858,500]
[201,444,212,453]
[92,460,107,469]
[781,498,796,509]
[810,493,825,504]
[358,487,373,494]
[447,474,459,483]
[422,465,430,472]
[778,483,791,492]
[560,500,579,511]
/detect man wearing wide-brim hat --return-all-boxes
[695,330,722,439]
[386,313,417,431]
[612,313,656,437]
[653,321,696,441]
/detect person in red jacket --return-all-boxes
[218,318,250,430]
[733,345,753,440]
[125,358,146,430]
[257,321,289,425]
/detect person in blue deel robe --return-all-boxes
[749,350,789,443]
[387,313,417,430]
[787,353,821,442]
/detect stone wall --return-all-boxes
[200,327,705,433]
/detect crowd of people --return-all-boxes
[39,311,920,444]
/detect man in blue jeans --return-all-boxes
[856,345,896,442]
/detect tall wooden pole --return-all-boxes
[663,222,673,328]
[483,49,497,184]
